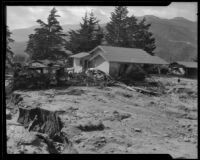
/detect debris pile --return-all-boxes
[6,67,197,157]
[68,69,115,87]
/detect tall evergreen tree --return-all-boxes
[66,11,104,54]
[6,26,14,67]
[105,6,156,55]
[105,6,129,47]
[134,18,156,55]
[25,7,67,60]
[124,15,138,47]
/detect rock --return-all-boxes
[7,125,49,154]
[149,101,155,105]
[183,137,190,142]
[133,128,142,132]
[113,111,131,121]
[6,109,12,120]
[163,134,169,137]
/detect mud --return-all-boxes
[6,76,197,157]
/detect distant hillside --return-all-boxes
[10,15,197,62]
[142,15,197,62]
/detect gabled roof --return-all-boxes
[30,62,47,68]
[29,59,65,68]
[176,61,197,68]
[90,46,168,65]
[70,52,90,58]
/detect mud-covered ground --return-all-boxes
[6,76,197,158]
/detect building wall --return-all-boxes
[185,68,197,78]
[109,62,121,77]
[90,55,109,74]
[73,58,83,73]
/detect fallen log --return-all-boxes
[131,86,161,96]
[114,81,160,96]
[114,82,136,91]
[7,122,24,126]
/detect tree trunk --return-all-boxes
[17,107,63,139]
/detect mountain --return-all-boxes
[10,15,197,62]
[142,15,197,62]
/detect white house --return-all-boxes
[70,45,169,77]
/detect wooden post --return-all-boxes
[41,68,44,74]
[157,65,161,75]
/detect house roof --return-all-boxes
[30,62,47,68]
[29,59,66,68]
[176,61,197,68]
[91,46,168,65]
[70,52,90,58]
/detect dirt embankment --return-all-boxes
[6,76,197,158]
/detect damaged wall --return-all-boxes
[90,55,109,74]
[109,62,146,81]
[109,62,121,78]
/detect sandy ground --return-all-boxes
[6,76,197,157]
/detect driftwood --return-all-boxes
[115,81,160,96]
[115,82,136,91]
[131,86,160,96]
[7,122,23,126]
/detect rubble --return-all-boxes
[7,125,49,154]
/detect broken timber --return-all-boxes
[115,81,160,96]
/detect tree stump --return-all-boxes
[17,107,63,139]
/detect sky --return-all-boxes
[7,2,197,30]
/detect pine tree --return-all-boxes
[105,6,129,47]
[124,15,138,47]
[66,11,104,54]
[105,6,156,55]
[134,18,156,55]
[25,7,67,60]
[6,26,14,68]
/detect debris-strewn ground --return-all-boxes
[6,76,197,158]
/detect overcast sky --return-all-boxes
[7,2,197,30]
